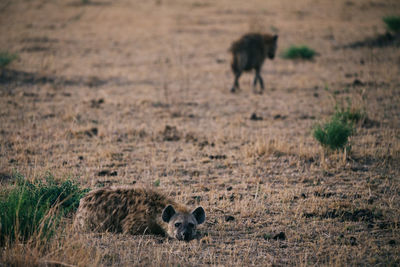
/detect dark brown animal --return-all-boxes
[229,33,278,93]
[74,186,205,241]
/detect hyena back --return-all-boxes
[230,33,278,93]
[74,186,205,241]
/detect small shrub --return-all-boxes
[0,173,89,246]
[282,45,316,60]
[383,16,400,33]
[0,51,18,68]
[313,118,353,150]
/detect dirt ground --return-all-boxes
[1,0,399,266]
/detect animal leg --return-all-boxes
[253,73,258,89]
[231,52,246,93]
[256,69,264,94]
[231,71,241,93]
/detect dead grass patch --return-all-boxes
[246,138,318,162]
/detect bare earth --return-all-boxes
[0,0,399,265]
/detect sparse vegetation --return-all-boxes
[383,16,400,33]
[324,85,367,123]
[333,105,365,125]
[0,173,88,246]
[313,100,365,151]
[282,45,316,60]
[313,117,353,150]
[0,51,17,68]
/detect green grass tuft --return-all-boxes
[383,16,400,33]
[0,173,89,246]
[313,118,353,151]
[0,51,18,68]
[282,45,316,60]
[333,106,365,125]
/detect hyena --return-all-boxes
[74,186,206,241]
[229,33,278,93]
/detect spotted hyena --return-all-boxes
[229,32,278,93]
[74,186,205,241]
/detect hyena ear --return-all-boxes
[192,207,205,224]
[162,205,176,223]
[273,35,278,42]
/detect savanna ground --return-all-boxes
[1,0,400,266]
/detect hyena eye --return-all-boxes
[174,222,181,228]
[188,223,194,228]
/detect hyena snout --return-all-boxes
[183,232,191,241]
[176,226,195,241]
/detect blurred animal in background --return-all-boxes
[229,33,278,93]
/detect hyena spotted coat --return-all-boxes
[229,33,278,93]
[74,186,205,241]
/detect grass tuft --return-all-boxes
[333,106,366,125]
[0,172,89,246]
[282,45,316,60]
[313,117,353,151]
[383,16,400,32]
[0,51,18,68]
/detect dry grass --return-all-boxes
[1,0,400,265]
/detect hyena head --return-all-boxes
[264,34,278,60]
[162,205,205,241]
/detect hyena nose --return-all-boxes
[183,232,191,241]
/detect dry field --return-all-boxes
[1,0,400,266]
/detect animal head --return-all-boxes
[264,34,278,59]
[162,205,205,241]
